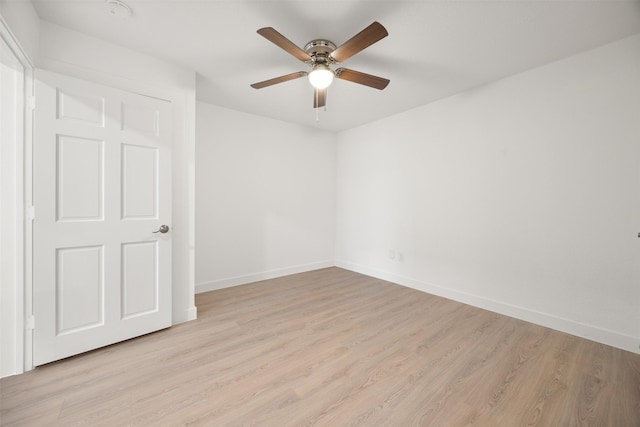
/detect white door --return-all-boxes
[33,70,172,366]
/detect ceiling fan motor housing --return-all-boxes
[304,40,337,64]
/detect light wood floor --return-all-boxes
[1,267,639,426]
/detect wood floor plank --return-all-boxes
[1,267,639,426]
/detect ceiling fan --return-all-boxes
[250,22,390,108]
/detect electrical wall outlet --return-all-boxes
[389,249,406,262]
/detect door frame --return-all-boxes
[0,15,34,375]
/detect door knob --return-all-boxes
[152,225,170,234]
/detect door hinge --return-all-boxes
[28,96,36,111]
[26,316,35,330]
[27,206,35,221]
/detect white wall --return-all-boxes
[335,34,640,353]
[0,0,39,62]
[196,103,336,292]
[38,21,197,324]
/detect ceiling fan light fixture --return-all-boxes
[308,64,334,89]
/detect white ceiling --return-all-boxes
[31,0,640,132]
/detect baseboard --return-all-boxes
[335,260,640,355]
[196,260,335,294]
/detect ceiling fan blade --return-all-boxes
[335,68,390,90]
[329,22,388,63]
[251,71,307,89]
[257,27,312,62]
[313,88,327,108]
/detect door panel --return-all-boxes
[56,135,104,221]
[34,70,172,366]
[56,245,104,334]
[121,241,158,318]
[121,143,157,219]
[56,89,105,126]
[121,102,159,134]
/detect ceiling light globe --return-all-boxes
[308,66,334,89]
